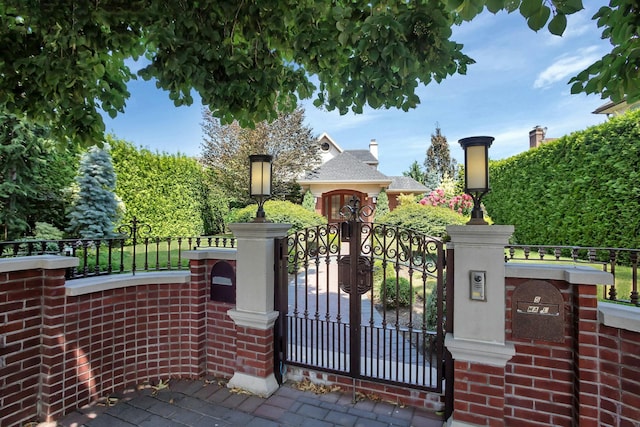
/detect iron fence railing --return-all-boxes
[505,245,639,306]
[0,233,236,280]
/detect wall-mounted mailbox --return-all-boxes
[512,280,564,342]
[210,261,236,304]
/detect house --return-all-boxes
[592,98,640,117]
[298,133,429,222]
[528,125,557,149]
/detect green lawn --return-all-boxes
[505,248,636,304]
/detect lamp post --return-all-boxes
[459,136,493,225]
[249,154,273,222]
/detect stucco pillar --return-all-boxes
[226,222,290,397]
[444,225,516,427]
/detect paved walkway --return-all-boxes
[56,378,444,427]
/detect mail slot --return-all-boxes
[210,261,236,304]
[338,255,372,295]
[512,280,564,342]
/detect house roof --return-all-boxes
[387,176,429,193]
[345,149,378,165]
[299,152,391,184]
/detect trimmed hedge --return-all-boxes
[228,200,326,233]
[110,138,218,237]
[376,203,468,239]
[484,109,640,248]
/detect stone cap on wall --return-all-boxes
[65,271,190,296]
[505,263,613,285]
[0,255,78,272]
[183,248,237,261]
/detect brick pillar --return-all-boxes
[40,266,70,421]
[226,222,290,397]
[187,257,208,377]
[573,283,600,426]
[445,225,516,427]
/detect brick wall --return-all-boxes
[504,277,640,427]
[1,257,240,427]
[599,324,640,425]
[1,268,51,427]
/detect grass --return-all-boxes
[505,248,636,303]
[74,238,222,275]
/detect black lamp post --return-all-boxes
[459,136,494,225]
[249,154,273,222]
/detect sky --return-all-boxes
[102,2,613,177]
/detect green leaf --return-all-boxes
[520,0,543,19]
[554,0,583,14]
[486,0,504,13]
[527,7,551,31]
[548,13,567,36]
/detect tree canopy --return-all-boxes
[200,106,320,204]
[1,0,637,145]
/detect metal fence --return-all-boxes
[0,219,236,280]
[505,245,639,306]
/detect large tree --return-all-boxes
[0,1,636,145]
[425,125,457,183]
[0,112,77,240]
[201,106,320,204]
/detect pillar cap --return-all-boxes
[227,309,279,330]
[228,222,291,239]
[445,333,515,367]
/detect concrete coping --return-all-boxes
[0,255,78,273]
[183,248,237,260]
[65,271,191,296]
[598,301,640,333]
[505,263,613,285]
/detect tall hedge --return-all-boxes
[110,137,219,237]
[484,109,640,248]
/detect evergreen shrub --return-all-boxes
[228,200,325,233]
[381,276,413,307]
[376,203,468,239]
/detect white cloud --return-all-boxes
[533,46,602,89]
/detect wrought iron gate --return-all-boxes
[274,197,449,394]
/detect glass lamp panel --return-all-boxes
[250,158,272,196]
[466,145,488,191]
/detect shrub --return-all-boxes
[377,203,468,239]
[228,200,325,233]
[381,276,413,307]
[302,191,316,212]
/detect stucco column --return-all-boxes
[226,222,290,397]
[445,225,516,427]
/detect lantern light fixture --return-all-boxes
[249,154,273,222]
[459,136,494,225]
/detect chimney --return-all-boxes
[369,139,379,159]
[529,126,546,149]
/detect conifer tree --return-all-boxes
[375,190,390,218]
[302,191,316,212]
[66,145,121,239]
[424,125,457,183]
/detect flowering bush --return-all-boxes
[420,190,473,216]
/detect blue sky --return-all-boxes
[103,2,612,177]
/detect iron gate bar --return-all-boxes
[275,215,447,395]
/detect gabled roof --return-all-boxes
[387,176,429,193]
[317,132,343,153]
[299,152,391,184]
